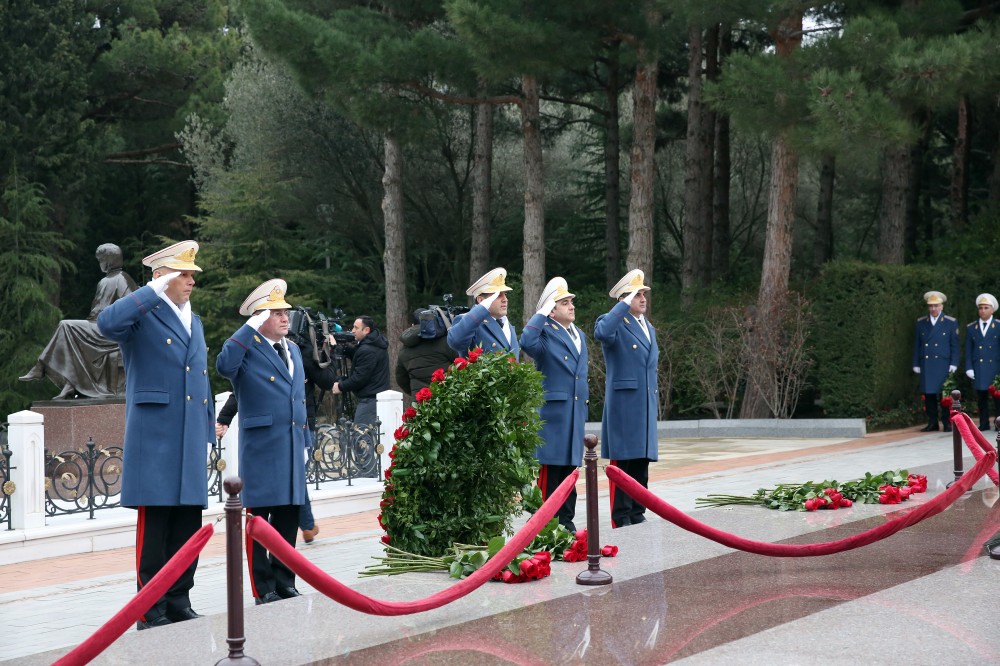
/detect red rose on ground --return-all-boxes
[430,368,446,383]
[453,357,469,369]
[380,534,391,545]
[402,407,417,422]
[415,387,433,403]
[601,545,619,557]
[575,528,588,541]
[533,551,552,564]
[840,498,853,507]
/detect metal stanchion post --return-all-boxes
[215,477,259,666]
[576,434,612,586]
[948,390,964,487]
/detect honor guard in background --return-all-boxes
[96,240,212,629]
[912,291,959,432]
[217,279,309,604]
[448,267,520,358]
[520,277,588,532]
[595,269,659,528]
[965,293,1000,431]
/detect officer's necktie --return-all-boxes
[495,318,504,328]
[274,342,288,369]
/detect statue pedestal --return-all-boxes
[31,399,126,450]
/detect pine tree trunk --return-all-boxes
[878,143,908,265]
[701,24,718,286]
[682,25,707,299]
[815,153,835,268]
[470,88,494,284]
[990,124,1000,204]
[949,95,969,230]
[627,43,658,283]
[711,25,732,281]
[382,133,407,387]
[521,73,545,323]
[741,132,799,419]
[604,44,622,291]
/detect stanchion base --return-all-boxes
[214,655,261,666]
[576,568,613,585]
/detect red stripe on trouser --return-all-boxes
[609,460,618,529]
[245,509,259,598]
[538,465,549,501]
[136,507,148,621]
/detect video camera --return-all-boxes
[417,293,470,339]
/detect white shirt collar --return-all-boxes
[158,293,191,336]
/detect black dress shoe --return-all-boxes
[613,517,632,528]
[275,586,301,599]
[919,423,939,432]
[943,424,952,432]
[166,607,203,622]
[630,514,647,524]
[136,616,172,630]
[980,424,991,431]
[254,591,282,605]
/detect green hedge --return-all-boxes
[810,261,979,417]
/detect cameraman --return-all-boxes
[395,309,457,404]
[332,315,389,426]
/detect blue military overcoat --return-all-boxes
[216,325,308,508]
[96,285,213,508]
[447,303,520,358]
[519,314,589,466]
[912,314,959,393]
[965,318,1000,391]
[594,301,659,461]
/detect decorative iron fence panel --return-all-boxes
[1,424,12,530]
[208,439,226,503]
[44,438,124,519]
[307,419,383,488]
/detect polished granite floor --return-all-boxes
[10,431,1000,665]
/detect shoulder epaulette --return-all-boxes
[944,315,956,321]
[917,315,929,322]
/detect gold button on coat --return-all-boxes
[166,338,172,345]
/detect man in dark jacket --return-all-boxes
[333,315,390,426]
[395,309,456,404]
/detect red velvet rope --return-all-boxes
[246,469,579,615]
[952,411,1000,486]
[605,447,996,557]
[53,523,215,666]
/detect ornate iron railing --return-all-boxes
[307,419,383,488]
[1,424,12,530]
[44,438,124,519]
[208,438,227,503]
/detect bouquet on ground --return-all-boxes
[362,519,619,584]
[696,470,929,512]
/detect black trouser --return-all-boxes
[924,393,939,427]
[539,464,578,531]
[976,391,1000,428]
[609,458,649,528]
[247,505,299,598]
[136,505,202,622]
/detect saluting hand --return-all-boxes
[536,295,556,317]
[948,365,957,373]
[149,270,180,295]
[248,309,270,331]
[623,289,640,306]
[912,366,921,374]
[480,291,500,310]
[967,369,975,380]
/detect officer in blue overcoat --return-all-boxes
[912,290,959,432]
[217,279,309,604]
[594,269,659,528]
[448,267,520,358]
[965,293,1000,430]
[96,240,213,629]
[520,277,588,531]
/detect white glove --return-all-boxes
[149,271,179,295]
[967,369,975,379]
[623,289,639,306]
[912,366,921,374]
[948,365,957,373]
[479,291,500,310]
[536,295,556,317]
[248,309,270,331]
